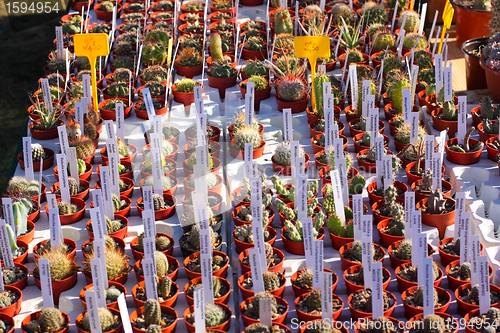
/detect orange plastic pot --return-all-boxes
[417,197,455,239]
[431,108,458,138]
[348,290,396,320]
[17,148,54,171]
[130,233,174,260]
[291,268,336,297]
[22,310,69,333]
[343,264,391,295]
[76,308,123,333]
[131,280,179,309]
[366,180,408,205]
[80,281,126,310]
[183,303,231,333]
[295,292,343,322]
[51,179,90,201]
[134,256,178,282]
[207,74,237,99]
[395,262,443,293]
[377,219,404,248]
[233,225,276,254]
[184,250,229,280]
[281,227,324,255]
[452,1,491,47]
[272,153,310,175]
[240,296,288,327]
[455,283,500,316]
[275,94,310,113]
[184,276,231,306]
[239,247,284,275]
[238,271,285,300]
[34,272,78,306]
[339,242,385,271]
[402,286,451,319]
[446,259,493,291]
[129,305,177,333]
[136,193,177,220]
[388,240,434,269]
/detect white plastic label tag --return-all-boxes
[248,248,265,293]
[460,212,471,265]
[56,154,71,203]
[85,290,103,333]
[39,258,55,308]
[471,235,481,287]
[329,170,345,223]
[422,257,435,317]
[478,255,491,314]
[457,96,467,145]
[371,261,384,319]
[313,240,324,290]
[200,253,214,304]
[22,137,34,181]
[283,109,293,142]
[361,236,373,289]
[193,285,206,333]
[0,220,14,269]
[352,194,363,240]
[143,257,158,301]
[259,297,273,327]
[321,271,333,320]
[245,81,255,126]
[118,294,133,333]
[90,258,107,308]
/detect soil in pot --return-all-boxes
[133,277,178,305]
[184,251,229,279]
[240,294,288,324]
[340,241,385,267]
[239,271,285,298]
[130,305,177,331]
[349,289,395,318]
[345,265,390,292]
[295,289,343,319]
[240,245,283,272]
[396,262,442,293]
[403,286,450,318]
[457,284,500,308]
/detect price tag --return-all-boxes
[100,166,115,219]
[1,199,13,230]
[38,258,55,308]
[478,255,491,314]
[397,28,406,58]
[349,65,359,111]
[248,248,265,293]
[0,220,15,269]
[371,262,384,319]
[283,109,293,142]
[193,285,206,333]
[40,78,53,113]
[434,53,443,95]
[93,239,108,285]
[56,154,71,203]
[367,107,379,134]
[84,290,103,333]
[443,66,452,102]
[362,80,371,117]
[302,217,315,270]
[361,236,373,289]
[90,258,107,308]
[470,235,481,287]
[48,208,61,248]
[460,212,471,265]
[245,81,255,126]
[329,170,346,223]
[410,112,419,145]
[321,271,333,320]
[402,89,411,123]
[313,240,324,290]
[196,203,212,256]
[142,258,158,301]
[259,297,273,327]
[352,194,363,240]
[142,186,154,212]
[382,155,393,189]
[58,125,70,156]
[90,208,107,240]
[415,233,427,284]
[422,257,435,317]
[22,137,34,181]
[118,294,133,333]
[457,96,467,145]
[431,152,442,191]
[404,192,415,241]
[200,253,214,304]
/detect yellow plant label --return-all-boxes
[74,33,110,112]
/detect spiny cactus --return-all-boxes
[262,271,282,291]
[144,299,161,326]
[154,251,169,277]
[373,32,396,51]
[276,75,307,102]
[312,73,330,117]
[467,284,480,304]
[460,262,471,281]
[245,36,265,51]
[175,77,198,93]
[232,125,262,150]
[294,268,314,290]
[83,246,129,281]
[186,223,218,250]
[58,200,79,215]
[81,307,116,332]
[158,276,172,300]
[209,61,235,78]
[246,75,268,90]
[243,60,267,76]
[363,1,388,26]
[398,10,420,33]
[413,285,438,307]
[422,314,445,333]
[392,239,412,260]
[204,303,227,327]
[349,175,366,196]
[251,292,278,316]
[7,176,40,197]
[274,8,293,34]
[69,137,95,160]
[403,32,428,50]
[387,75,411,114]
[304,289,322,312]
[284,214,324,242]
[34,248,78,282]
[327,207,354,238]
[178,47,202,67]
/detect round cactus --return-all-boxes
[276,76,307,102]
[232,126,262,150]
[398,10,420,33]
[35,248,78,282]
[304,289,322,312]
[251,292,278,316]
[38,308,66,333]
[81,307,116,332]
[204,303,227,327]
[373,32,396,51]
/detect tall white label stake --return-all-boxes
[313,240,324,290]
[0,220,14,269]
[248,248,265,294]
[457,96,467,145]
[56,154,71,203]
[283,109,293,142]
[478,255,490,315]
[422,257,435,317]
[321,271,333,321]
[22,137,34,181]
[371,262,384,319]
[38,258,55,308]
[193,286,206,333]
[470,235,481,287]
[117,294,133,333]
[85,290,103,333]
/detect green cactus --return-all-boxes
[480,96,499,119]
[175,78,197,92]
[441,100,457,121]
[262,271,282,291]
[158,276,172,299]
[403,33,427,50]
[144,299,161,326]
[245,36,265,51]
[363,1,388,26]
[154,251,170,277]
[459,262,471,281]
[304,289,322,311]
[312,73,330,117]
[243,60,267,76]
[414,285,438,307]
[331,3,354,27]
[346,241,363,262]
[82,246,129,281]
[276,75,307,102]
[398,10,420,33]
[274,8,293,34]
[177,47,202,67]
[146,325,162,333]
[393,239,412,260]
[373,32,396,51]
[232,125,262,150]
[327,208,354,238]
[187,223,218,250]
[294,268,314,290]
[251,292,278,316]
[24,320,40,333]
[387,75,411,114]
[247,75,268,90]
[57,201,78,215]
[418,68,436,87]
[208,61,236,78]
[81,307,116,332]
[204,303,227,327]
[106,286,121,303]
[468,284,480,304]
[38,308,66,333]
[483,119,499,134]
[349,175,366,195]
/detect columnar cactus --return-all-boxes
[58,201,78,215]
[158,276,172,299]
[144,299,161,326]
[262,271,282,291]
[313,73,330,117]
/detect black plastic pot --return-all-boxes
[462,37,489,90]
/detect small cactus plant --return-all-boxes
[81,307,117,332]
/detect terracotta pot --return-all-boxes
[339,241,385,271]
[35,272,78,306]
[438,237,485,267]
[456,283,500,316]
[130,305,177,333]
[207,73,237,99]
[8,240,28,264]
[343,264,391,295]
[51,179,90,201]
[272,153,310,175]
[446,259,493,291]
[464,309,495,333]
[388,240,434,269]
[183,303,231,333]
[366,180,408,205]
[485,137,500,161]
[134,256,178,282]
[395,262,443,294]
[44,197,86,225]
[1,262,28,290]
[452,1,491,47]
[17,148,54,171]
[275,94,310,114]
[174,59,203,78]
[328,230,354,251]
[408,313,459,333]
[462,38,489,90]
[411,179,453,203]
[131,280,179,309]
[183,174,223,195]
[0,285,22,316]
[402,285,451,319]
[240,296,288,327]
[356,149,395,173]
[130,233,174,260]
[431,108,458,138]
[80,281,126,310]
[377,219,404,249]
[233,225,276,254]
[86,214,128,240]
[295,292,343,322]
[136,193,177,220]
[338,52,369,67]
[417,197,455,239]
[29,122,61,140]
[54,163,92,182]
[184,250,229,280]
[22,310,69,333]
[184,276,231,306]
[240,80,271,111]
[239,247,285,275]
[477,122,498,143]
[241,44,268,61]
[470,105,498,127]
[94,3,121,21]
[353,133,389,153]
[229,140,266,159]
[348,290,396,320]
[281,227,324,255]
[291,268,337,297]
[405,161,445,186]
[76,308,123,333]
[481,57,500,101]
[238,271,285,300]
[172,83,200,106]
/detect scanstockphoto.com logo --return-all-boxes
[3,0,69,33]
[289,317,499,331]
